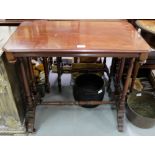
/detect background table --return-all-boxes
[136,20,155,69]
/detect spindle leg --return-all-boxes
[19,58,36,133]
[43,57,50,92]
[117,58,135,132]
[57,57,62,92]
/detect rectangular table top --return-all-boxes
[3,20,150,55]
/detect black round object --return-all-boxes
[73,74,104,108]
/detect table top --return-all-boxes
[3,20,150,55]
[136,20,155,35]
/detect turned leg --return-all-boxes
[56,57,62,92]
[107,58,117,92]
[109,58,125,109]
[27,57,37,93]
[108,58,117,107]
[19,58,36,133]
[43,57,50,92]
[115,58,125,94]
[74,57,78,63]
[48,57,53,70]
[117,58,135,132]
[114,58,121,90]
[130,58,141,92]
[27,57,41,104]
[103,57,110,79]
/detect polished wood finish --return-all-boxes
[0,19,126,26]
[3,20,150,58]
[3,20,151,133]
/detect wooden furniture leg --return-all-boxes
[43,57,50,93]
[130,58,141,92]
[27,57,41,104]
[23,58,36,104]
[117,58,135,132]
[48,57,53,70]
[74,57,78,63]
[19,58,36,133]
[27,57,37,94]
[57,57,62,92]
[103,57,110,78]
[107,57,117,91]
[115,58,125,93]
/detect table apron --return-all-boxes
[12,52,140,58]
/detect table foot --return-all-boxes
[111,103,116,110]
[117,108,125,132]
[45,82,50,93]
[118,125,124,132]
[26,109,36,133]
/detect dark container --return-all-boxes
[126,91,155,128]
[73,74,104,108]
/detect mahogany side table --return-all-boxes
[3,20,150,133]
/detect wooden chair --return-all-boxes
[56,57,110,92]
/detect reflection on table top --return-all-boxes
[3,20,150,53]
[136,20,155,35]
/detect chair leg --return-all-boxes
[74,57,78,63]
[102,57,112,100]
[115,58,125,93]
[103,57,110,78]
[48,57,53,70]
[43,57,50,93]
[107,58,117,103]
[107,58,115,90]
[56,57,62,92]
[130,58,141,92]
